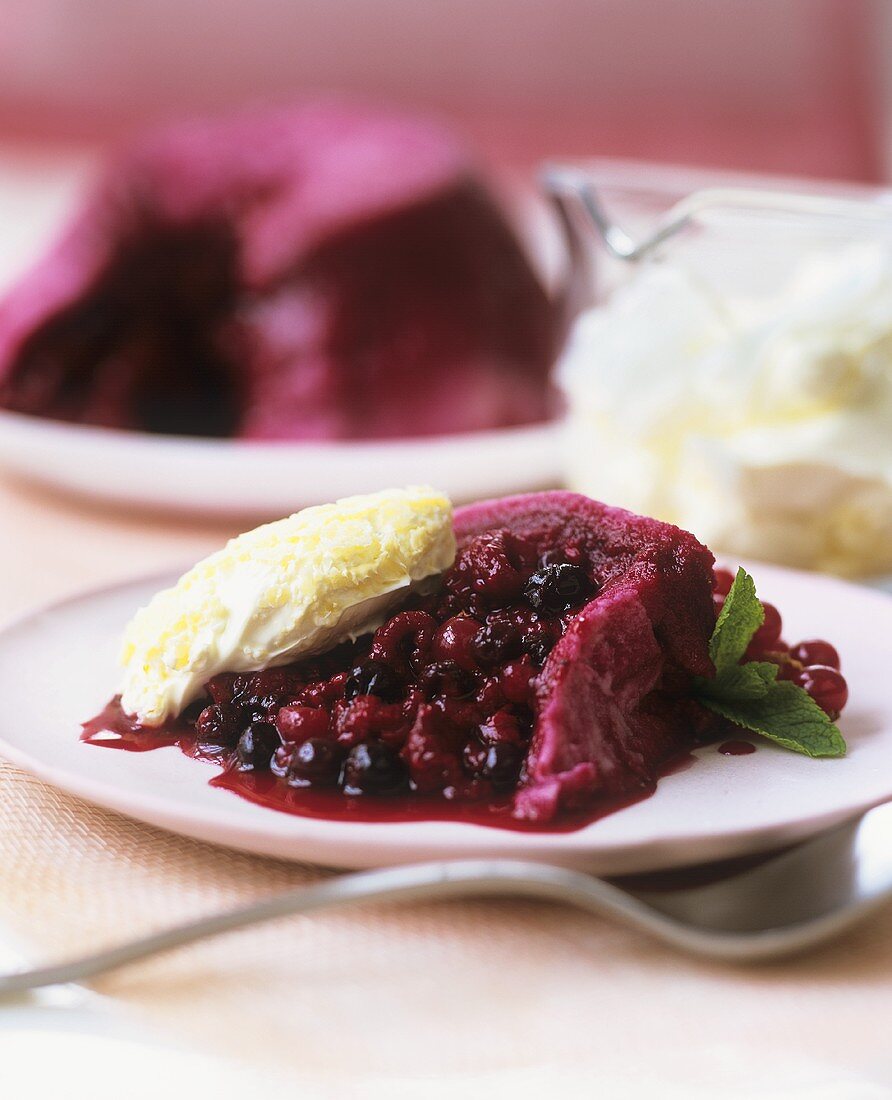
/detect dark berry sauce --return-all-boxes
[82,697,184,750]
[717,740,756,756]
[81,695,695,833]
[208,763,687,832]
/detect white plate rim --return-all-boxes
[0,409,564,519]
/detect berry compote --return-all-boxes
[86,529,629,828]
[82,494,740,829]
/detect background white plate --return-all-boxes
[0,410,562,519]
[0,564,888,875]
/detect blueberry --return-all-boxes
[481,742,524,789]
[230,675,253,703]
[342,740,408,795]
[472,619,522,665]
[286,738,344,787]
[181,697,210,724]
[269,745,292,778]
[461,738,488,776]
[523,563,592,615]
[420,660,475,700]
[344,660,401,702]
[256,692,284,716]
[524,638,552,667]
[236,721,280,771]
[195,703,239,747]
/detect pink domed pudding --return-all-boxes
[0,104,558,440]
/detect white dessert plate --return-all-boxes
[0,410,562,519]
[0,564,888,875]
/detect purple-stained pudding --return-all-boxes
[0,103,559,440]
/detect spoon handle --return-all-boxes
[4,849,887,995]
[0,859,694,995]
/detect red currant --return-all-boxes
[276,705,330,743]
[775,656,799,681]
[431,615,481,671]
[499,657,535,704]
[749,602,782,654]
[793,665,848,718]
[789,639,840,671]
[713,568,735,596]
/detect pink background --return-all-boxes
[0,0,888,181]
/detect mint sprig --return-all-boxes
[709,567,763,670]
[694,567,847,759]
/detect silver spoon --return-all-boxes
[541,164,892,264]
[3,801,892,996]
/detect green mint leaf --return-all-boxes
[700,679,847,758]
[709,567,763,671]
[698,660,778,702]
